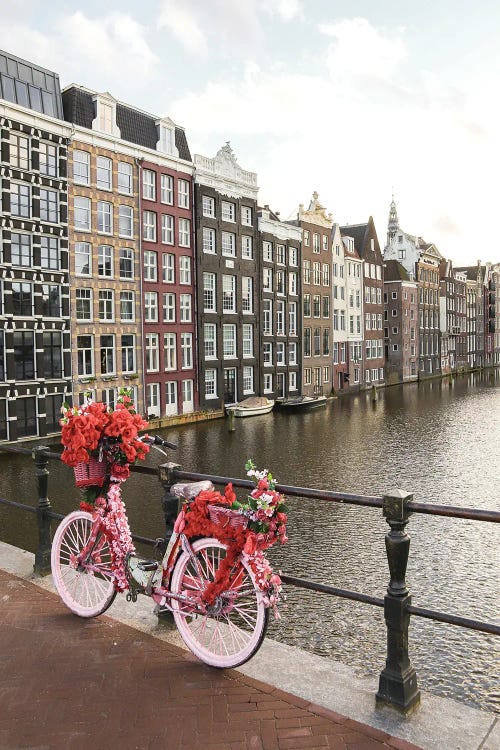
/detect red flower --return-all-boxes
[110,463,130,480]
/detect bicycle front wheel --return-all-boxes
[170,537,268,668]
[51,511,116,618]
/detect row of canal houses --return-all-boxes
[0,50,499,441]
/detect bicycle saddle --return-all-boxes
[170,480,214,499]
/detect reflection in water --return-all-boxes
[1,371,499,712]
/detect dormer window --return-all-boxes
[92,93,121,137]
[156,119,179,157]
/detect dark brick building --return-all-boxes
[383,260,418,383]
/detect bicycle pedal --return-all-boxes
[137,560,158,572]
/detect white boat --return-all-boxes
[226,396,275,418]
[275,395,327,412]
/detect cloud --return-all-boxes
[158,1,208,57]
[320,17,407,81]
[267,0,304,22]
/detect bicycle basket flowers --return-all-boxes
[60,389,149,496]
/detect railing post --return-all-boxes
[156,462,181,626]
[32,446,52,576]
[376,489,420,713]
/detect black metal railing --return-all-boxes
[0,444,498,715]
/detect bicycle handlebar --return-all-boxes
[140,435,178,450]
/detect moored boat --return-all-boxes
[275,395,327,412]
[225,396,275,418]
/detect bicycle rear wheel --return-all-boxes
[51,511,116,618]
[170,537,268,668]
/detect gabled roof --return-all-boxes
[384,259,411,282]
[62,86,191,162]
[455,265,486,281]
[339,217,383,264]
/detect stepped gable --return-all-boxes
[61,85,191,161]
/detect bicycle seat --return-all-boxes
[170,480,214,499]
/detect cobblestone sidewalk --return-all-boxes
[0,569,421,750]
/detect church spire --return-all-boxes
[387,194,399,245]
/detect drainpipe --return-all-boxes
[135,157,145,414]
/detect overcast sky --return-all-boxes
[2,0,500,266]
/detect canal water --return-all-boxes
[1,371,499,713]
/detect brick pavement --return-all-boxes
[0,569,422,750]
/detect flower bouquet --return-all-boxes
[176,460,289,614]
[60,389,150,505]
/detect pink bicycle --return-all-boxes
[51,437,285,668]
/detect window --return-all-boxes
[241,206,252,225]
[146,333,159,372]
[203,273,216,312]
[203,195,215,217]
[13,331,35,380]
[322,264,330,286]
[40,237,59,270]
[98,102,114,133]
[11,183,30,218]
[118,162,133,194]
[97,156,112,190]
[313,295,321,318]
[162,292,176,323]
[242,236,253,259]
[263,242,273,262]
[119,248,134,279]
[180,294,192,322]
[340,342,346,363]
[242,277,253,313]
[204,324,217,359]
[393,344,399,352]
[12,282,33,316]
[323,296,330,318]
[222,232,236,256]
[304,294,311,317]
[121,335,135,373]
[289,342,297,365]
[205,369,217,398]
[42,284,60,317]
[39,188,58,223]
[223,275,236,312]
[39,142,57,177]
[313,262,321,285]
[77,335,94,376]
[143,211,157,241]
[276,245,286,265]
[178,179,190,208]
[289,246,298,266]
[263,299,273,335]
[323,235,329,252]
[45,393,64,432]
[303,328,311,357]
[303,230,310,246]
[144,250,158,281]
[161,174,173,204]
[276,342,285,365]
[100,335,115,375]
[73,151,90,185]
[98,245,113,277]
[263,267,273,292]
[10,132,30,169]
[98,289,114,321]
[313,328,321,356]
[159,214,174,245]
[223,325,236,358]
[243,366,254,394]
[144,291,158,322]
[143,169,156,200]
[16,397,37,438]
[159,125,175,154]
[146,383,160,416]
[181,333,193,369]
[75,196,91,231]
[11,233,31,266]
[120,291,134,322]
[313,233,320,253]
[118,206,133,238]
[242,324,253,358]
[97,201,113,234]
[164,333,177,371]
[163,253,175,283]
[392,309,398,317]
[179,256,191,284]
[178,218,190,247]
[289,371,297,391]
[289,302,297,335]
[264,373,273,392]
[263,343,273,366]
[76,288,92,321]
[303,260,311,284]
[221,201,235,222]
[392,291,398,300]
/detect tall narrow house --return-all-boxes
[0,51,72,441]
[194,144,259,408]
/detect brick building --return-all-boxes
[0,50,72,440]
[383,260,418,383]
[343,234,364,390]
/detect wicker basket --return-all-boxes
[208,504,248,531]
[74,458,107,488]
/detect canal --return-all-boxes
[1,371,499,713]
